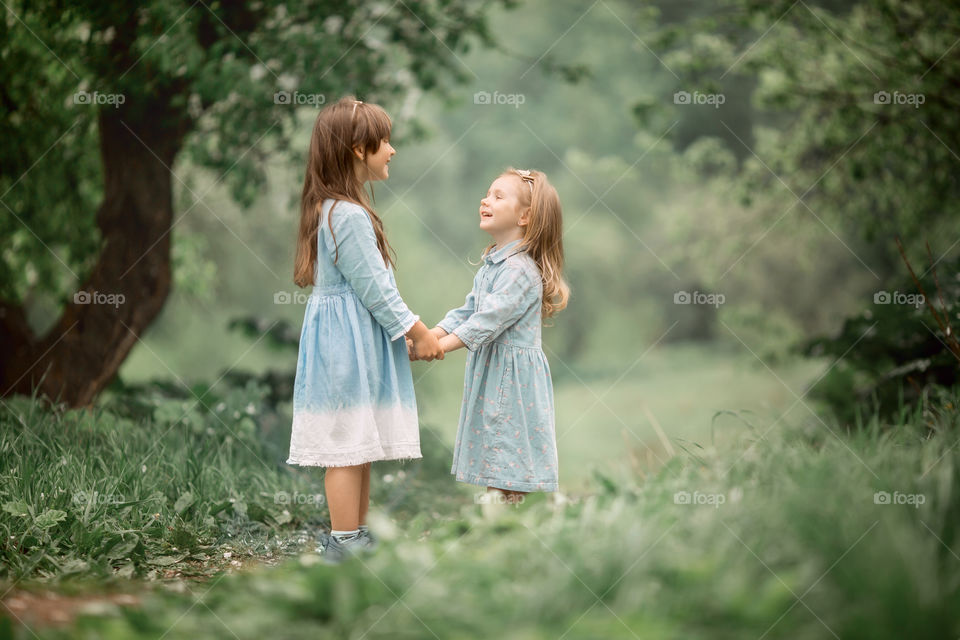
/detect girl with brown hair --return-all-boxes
[288,96,443,563]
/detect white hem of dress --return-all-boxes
[287,404,420,467]
[287,444,422,467]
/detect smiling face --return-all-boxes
[356,139,395,182]
[479,174,530,245]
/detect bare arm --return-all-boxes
[438,332,466,354]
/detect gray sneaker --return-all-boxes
[317,532,363,565]
[356,529,378,554]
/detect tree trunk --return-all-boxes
[0,102,189,407]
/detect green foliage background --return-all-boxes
[2,0,960,636]
[95,0,959,485]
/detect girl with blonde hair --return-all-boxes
[416,167,569,501]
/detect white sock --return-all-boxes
[331,528,360,542]
[357,524,369,533]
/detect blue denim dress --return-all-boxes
[438,239,559,492]
[287,199,422,467]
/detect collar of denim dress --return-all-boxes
[484,238,525,264]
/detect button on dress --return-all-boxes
[438,239,559,492]
[287,199,422,467]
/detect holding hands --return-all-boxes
[408,327,465,361]
[405,322,444,362]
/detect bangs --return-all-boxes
[354,103,393,150]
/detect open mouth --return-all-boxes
[480,211,493,219]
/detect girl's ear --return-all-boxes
[518,207,531,227]
[352,145,365,161]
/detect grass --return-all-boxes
[1,380,958,638]
[0,382,460,587]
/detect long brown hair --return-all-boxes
[294,96,396,287]
[483,168,570,318]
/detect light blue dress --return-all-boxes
[287,199,422,467]
[438,239,559,492]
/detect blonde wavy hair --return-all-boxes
[482,167,570,319]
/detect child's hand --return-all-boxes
[406,337,416,361]
[412,331,444,362]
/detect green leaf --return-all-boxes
[247,502,269,523]
[232,501,248,518]
[174,492,195,514]
[106,537,140,560]
[147,554,186,566]
[114,563,136,579]
[2,501,30,517]
[58,558,90,574]
[34,509,68,529]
